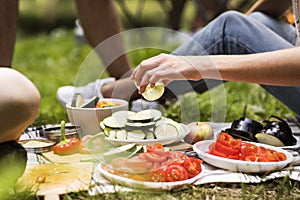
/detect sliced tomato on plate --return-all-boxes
[144,152,168,163]
[183,157,203,178]
[165,164,189,182]
[148,168,166,182]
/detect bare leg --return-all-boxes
[0,0,18,67]
[75,0,132,79]
[169,0,187,31]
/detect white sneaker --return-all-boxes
[56,77,115,107]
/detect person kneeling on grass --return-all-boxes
[0,68,40,189]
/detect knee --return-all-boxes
[0,68,40,143]
[217,10,246,25]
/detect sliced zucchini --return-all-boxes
[80,96,99,108]
[136,109,162,121]
[71,93,84,107]
[127,130,146,140]
[112,110,136,118]
[99,121,106,130]
[103,116,126,129]
[255,132,285,146]
[107,130,118,139]
[125,121,155,130]
[144,130,155,139]
[127,113,154,123]
[154,123,179,139]
[114,130,127,140]
[263,127,297,146]
[103,128,110,137]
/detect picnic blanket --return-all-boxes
[89,120,300,194]
[22,120,300,194]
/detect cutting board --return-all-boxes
[17,162,94,200]
[42,151,100,163]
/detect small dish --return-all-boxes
[19,138,56,153]
[42,125,82,143]
[193,140,293,173]
[66,98,128,134]
[94,163,205,191]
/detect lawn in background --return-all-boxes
[13,29,295,126]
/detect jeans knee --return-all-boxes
[217,10,246,25]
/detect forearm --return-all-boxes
[246,0,291,18]
[204,47,300,86]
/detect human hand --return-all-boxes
[131,53,202,93]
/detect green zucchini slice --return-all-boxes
[126,114,154,123]
[136,109,162,121]
[125,121,156,130]
[103,116,126,129]
[154,123,179,139]
[255,132,285,146]
[80,96,99,108]
[71,93,84,107]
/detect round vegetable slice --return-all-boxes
[71,93,84,107]
[80,96,99,108]
[127,114,154,123]
[103,116,127,129]
[126,130,146,140]
[137,109,162,121]
[183,157,203,178]
[125,121,155,130]
[112,110,136,118]
[148,168,166,182]
[255,132,285,146]
[154,123,179,139]
[165,164,188,182]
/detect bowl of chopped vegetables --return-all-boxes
[66,94,128,134]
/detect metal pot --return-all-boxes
[42,125,82,143]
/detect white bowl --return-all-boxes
[66,98,128,134]
[193,140,293,173]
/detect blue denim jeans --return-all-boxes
[164,11,300,116]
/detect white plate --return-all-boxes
[193,140,293,173]
[105,124,190,146]
[280,136,300,150]
[94,163,205,191]
[208,122,300,150]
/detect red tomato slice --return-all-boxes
[165,164,189,182]
[169,152,189,161]
[144,152,168,163]
[183,157,203,178]
[148,168,166,182]
[146,144,164,153]
[126,156,153,172]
